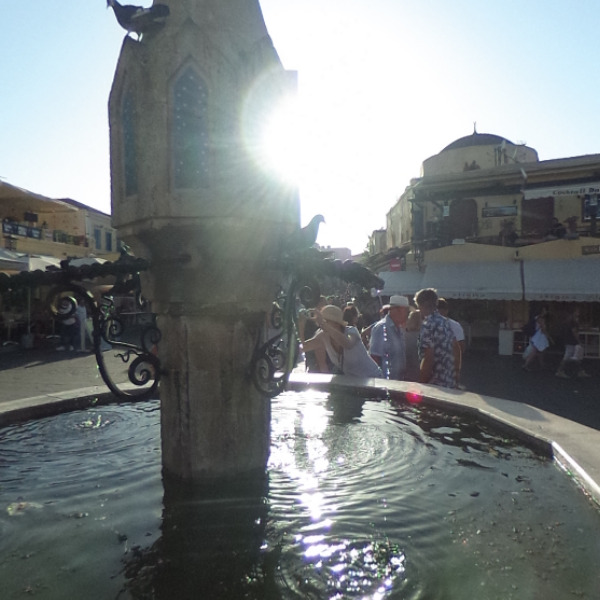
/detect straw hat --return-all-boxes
[320,305,347,326]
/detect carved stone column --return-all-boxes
[109,0,298,480]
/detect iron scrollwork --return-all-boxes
[250,279,317,397]
[51,257,160,401]
[250,249,384,397]
[0,253,161,401]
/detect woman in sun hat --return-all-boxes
[300,305,382,378]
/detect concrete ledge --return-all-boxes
[288,372,600,507]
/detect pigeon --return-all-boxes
[107,0,170,40]
[287,215,325,254]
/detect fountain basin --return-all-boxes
[1,380,600,598]
[2,371,599,504]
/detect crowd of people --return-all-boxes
[298,290,593,388]
[298,288,465,389]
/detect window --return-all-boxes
[94,229,102,250]
[122,89,138,196]
[583,194,599,221]
[172,66,209,189]
[105,231,113,252]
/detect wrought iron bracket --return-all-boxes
[1,253,161,401]
[250,249,384,397]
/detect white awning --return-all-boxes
[0,258,23,273]
[0,249,26,274]
[378,270,424,295]
[420,262,523,300]
[0,253,62,274]
[0,181,77,213]
[523,258,600,302]
[69,257,107,267]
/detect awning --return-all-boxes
[0,258,23,274]
[69,257,107,267]
[378,270,424,295]
[420,262,523,300]
[0,181,77,214]
[0,253,62,274]
[0,249,26,274]
[14,255,62,272]
[523,258,600,302]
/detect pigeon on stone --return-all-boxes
[287,215,325,254]
[107,0,170,40]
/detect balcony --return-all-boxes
[2,220,90,259]
[413,217,599,254]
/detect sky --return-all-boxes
[2,1,600,254]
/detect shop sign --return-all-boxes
[482,205,518,218]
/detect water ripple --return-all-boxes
[0,393,599,599]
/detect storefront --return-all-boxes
[377,240,600,354]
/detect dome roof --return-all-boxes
[441,132,513,152]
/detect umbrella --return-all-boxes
[68,256,107,267]
[11,255,62,345]
[14,254,62,272]
[0,249,25,274]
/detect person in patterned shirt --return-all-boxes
[414,288,458,389]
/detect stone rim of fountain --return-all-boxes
[2,372,599,509]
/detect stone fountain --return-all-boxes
[108,0,299,481]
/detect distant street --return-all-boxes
[460,341,600,431]
[0,345,131,403]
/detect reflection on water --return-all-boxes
[0,401,162,599]
[0,391,599,599]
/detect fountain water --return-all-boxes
[1,390,599,599]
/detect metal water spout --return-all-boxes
[108,0,299,481]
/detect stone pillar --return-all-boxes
[109,0,299,480]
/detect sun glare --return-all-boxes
[261,97,306,183]
[259,90,364,194]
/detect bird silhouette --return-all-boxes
[107,0,170,40]
[287,214,325,254]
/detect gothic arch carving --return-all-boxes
[169,61,210,190]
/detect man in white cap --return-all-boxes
[369,295,410,380]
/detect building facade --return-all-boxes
[375,131,600,355]
[1,180,119,262]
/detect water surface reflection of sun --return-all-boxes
[269,391,407,598]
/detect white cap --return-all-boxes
[389,295,409,307]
